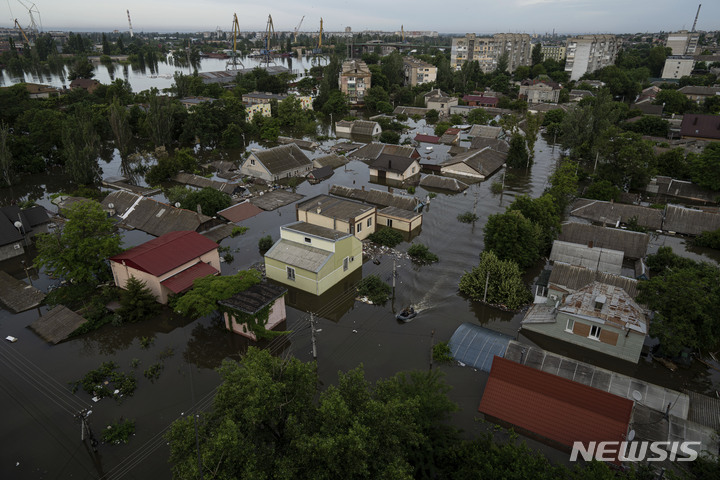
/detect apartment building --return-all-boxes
[666,30,700,56]
[450,33,532,73]
[661,56,695,79]
[564,35,619,81]
[402,57,437,86]
[540,44,566,62]
[339,60,372,104]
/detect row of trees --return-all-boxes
[167,347,680,480]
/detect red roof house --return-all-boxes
[478,356,633,462]
[109,231,221,304]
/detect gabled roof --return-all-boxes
[680,114,720,140]
[249,144,313,175]
[479,356,633,459]
[328,185,420,211]
[160,261,219,293]
[218,282,288,314]
[549,240,624,275]
[558,222,649,259]
[349,143,419,162]
[109,230,218,276]
[340,60,371,76]
[468,125,502,139]
[469,137,510,153]
[369,154,418,174]
[441,147,507,177]
[569,199,664,230]
[414,134,440,144]
[678,86,720,96]
[351,120,380,136]
[0,205,49,245]
[265,239,333,272]
[549,262,639,299]
[308,165,334,181]
[419,175,469,192]
[559,281,647,334]
[663,204,720,236]
[217,201,264,223]
[313,153,349,169]
[297,194,374,220]
[462,94,499,105]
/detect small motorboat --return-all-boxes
[396,307,417,322]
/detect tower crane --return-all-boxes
[15,0,41,38]
[294,15,304,43]
[127,9,134,38]
[691,4,701,32]
[226,13,244,70]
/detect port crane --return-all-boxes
[261,14,275,65]
[226,12,244,70]
[15,0,41,38]
[127,9,134,38]
[293,15,304,43]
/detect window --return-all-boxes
[304,237,311,244]
[589,325,601,340]
[566,319,574,332]
[357,222,362,233]
[367,217,372,227]
[287,267,295,281]
[250,158,255,166]
[343,257,349,271]
[387,219,393,227]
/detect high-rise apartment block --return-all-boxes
[564,35,619,81]
[666,30,700,56]
[450,33,532,73]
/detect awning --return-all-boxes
[161,262,218,294]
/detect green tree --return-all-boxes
[597,129,655,190]
[459,250,532,309]
[424,109,439,123]
[118,277,160,323]
[179,188,231,216]
[364,86,390,113]
[585,179,621,202]
[691,143,720,191]
[507,194,561,251]
[546,159,579,212]
[109,98,133,159]
[379,130,400,144]
[35,201,122,286]
[258,235,274,253]
[637,248,720,355]
[67,56,94,80]
[506,133,529,168]
[531,43,543,66]
[434,121,452,136]
[524,112,541,160]
[621,116,669,137]
[560,91,623,162]
[321,90,349,116]
[146,92,178,148]
[0,121,12,186]
[62,109,101,185]
[654,89,692,115]
[173,270,262,319]
[467,108,489,125]
[484,210,543,269]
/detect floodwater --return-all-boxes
[1,126,719,478]
[0,54,329,92]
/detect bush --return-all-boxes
[407,243,439,264]
[428,192,437,199]
[102,419,136,445]
[585,179,620,202]
[72,362,137,399]
[379,130,400,144]
[432,342,454,363]
[258,235,274,253]
[357,275,392,305]
[407,186,416,194]
[395,113,408,122]
[231,226,249,237]
[459,250,532,310]
[368,228,404,247]
[490,182,503,194]
[425,109,439,123]
[694,228,720,249]
[457,211,478,223]
[144,363,164,381]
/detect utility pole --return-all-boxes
[75,408,98,451]
[194,414,204,480]
[309,313,317,360]
[429,330,435,370]
[483,271,490,303]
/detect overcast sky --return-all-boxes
[3,0,718,35]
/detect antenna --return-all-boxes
[691,4,701,32]
[127,9,134,38]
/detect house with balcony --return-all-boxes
[109,231,221,304]
[264,222,363,295]
[339,60,372,104]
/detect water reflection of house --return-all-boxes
[369,154,420,186]
[296,194,376,240]
[0,205,51,261]
[109,231,221,304]
[264,222,363,295]
[219,282,288,340]
[272,268,362,321]
[239,144,313,182]
[521,281,648,363]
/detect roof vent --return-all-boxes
[594,294,606,311]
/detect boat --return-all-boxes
[396,307,417,322]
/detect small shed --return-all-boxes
[307,166,334,184]
[448,322,512,372]
[377,206,423,232]
[219,283,288,340]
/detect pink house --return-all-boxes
[218,283,288,340]
[109,231,221,304]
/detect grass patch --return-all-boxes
[368,228,404,248]
[230,226,249,237]
[490,182,503,194]
[357,275,392,305]
[407,243,439,264]
[428,192,437,199]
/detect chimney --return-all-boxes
[316,202,322,214]
[388,160,392,170]
[361,185,365,191]
[588,240,594,248]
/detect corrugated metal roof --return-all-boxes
[297,195,374,220]
[448,322,511,372]
[160,262,219,293]
[550,240,624,275]
[663,204,720,236]
[313,153,349,169]
[419,175,469,192]
[217,201,264,223]
[218,283,287,314]
[570,199,663,230]
[558,223,649,259]
[250,144,312,175]
[110,231,218,276]
[370,154,417,174]
[478,356,633,459]
[265,239,333,272]
[559,281,647,334]
[467,125,502,139]
[377,206,421,221]
[328,185,420,211]
[549,262,639,299]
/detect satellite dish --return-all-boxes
[14,221,23,229]
[108,203,114,209]
[627,430,636,441]
[175,202,181,208]
[632,390,643,402]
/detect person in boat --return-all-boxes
[401,306,415,317]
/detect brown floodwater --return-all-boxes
[1,129,718,479]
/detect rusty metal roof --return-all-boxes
[558,281,647,334]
